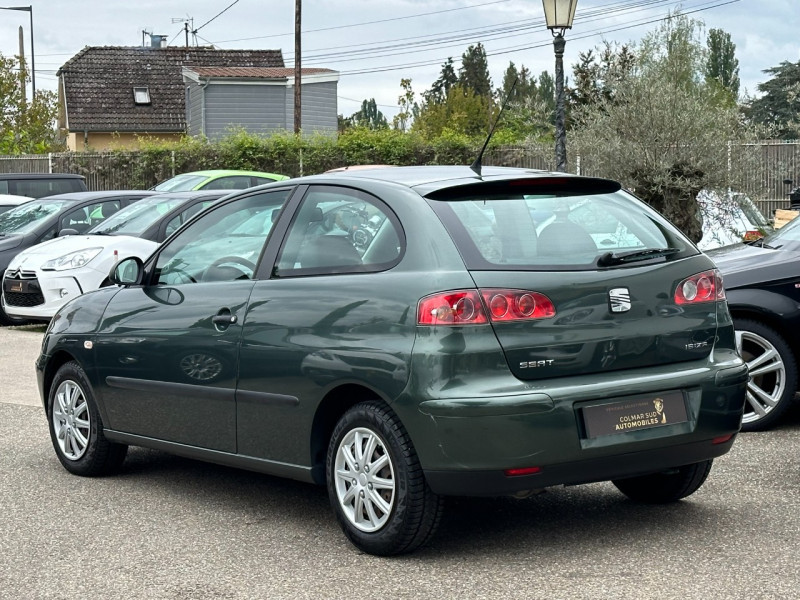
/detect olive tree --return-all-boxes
[570,14,763,242]
[0,52,61,154]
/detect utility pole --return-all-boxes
[17,26,26,104]
[294,0,301,135]
[2,6,35,98]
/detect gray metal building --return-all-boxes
[183,67,339,139]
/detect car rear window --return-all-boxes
[426,179,693,270]
[0,178,85,198]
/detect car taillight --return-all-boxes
[674,269,725,305]
[417,289,555,325]
[418,291,488,325]
[480,289,555,321]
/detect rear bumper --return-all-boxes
[424,436,735,496]
[403,352,747,497]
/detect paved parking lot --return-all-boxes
[2,325,799,599]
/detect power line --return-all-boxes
[213,0,514,44]
[334,0,740,77]
[284,0,678,64]
[194,0,240,33]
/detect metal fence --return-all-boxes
[3,141,799,215]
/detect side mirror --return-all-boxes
[58,228,80,237]
[109,256,144,286]
[784,179,794,186]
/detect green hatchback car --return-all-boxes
[36,166,747,555]
[152,169,288,192]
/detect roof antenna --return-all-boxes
[470,77,518,177]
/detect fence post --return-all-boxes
[171,151,176,178]
[727,140,732,194]
[48,152,53,173]
[576,154,581,176]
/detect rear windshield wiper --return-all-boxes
[597,247,682,267]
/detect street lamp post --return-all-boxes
[541,0,577,173]
[1,5,34,97]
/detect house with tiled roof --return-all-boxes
[182,66,339,140]
[57,46,338,151]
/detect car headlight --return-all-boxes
[41,247,104,271]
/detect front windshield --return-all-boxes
[0,198,71,234]
[153,174,207,192]
[762,214,800,246]
[90,194,193,236]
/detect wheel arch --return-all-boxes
[726,291,800,369]
[41,350,80,408]
[309,383,395,485]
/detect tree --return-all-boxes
[458,43,492,99]
[705,28,740,101]
[569,42,635,109]
[412,85,493,140]
[494,62,550,142]
[424,58,458,106]
[394,78,419,132]
[0,53,62,154]
[536,70,556,118]
[570,11,763,243]
[744,60,800,140]
[347,99,388,130]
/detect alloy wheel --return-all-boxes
[52,379,91,461]
[736,329,787,426]
[333,427,396,533]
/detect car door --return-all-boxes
[236,185,408,465]
[94,188,293,452]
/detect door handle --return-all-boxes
[212,314,238,326]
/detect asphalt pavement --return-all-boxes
[2,325,799,599]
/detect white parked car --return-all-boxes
[0,194,34,215]
[2,190,226,322]
[696,190,772,250]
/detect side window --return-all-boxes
[202,176,252,190]
[163,200,218,238]
[275,186,403,277]
[154,190,290,286]
[60,206,90,233]
[88,201,121,226]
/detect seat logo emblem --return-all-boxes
[609,288,631,313]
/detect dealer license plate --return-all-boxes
[582,391,688,439]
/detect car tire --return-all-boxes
[47,361,127,476]
[326,401,443,556]
[734,319,798,432]
[612,460,713,503]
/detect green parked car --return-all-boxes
[152,169,288,192]
[36,166,747,555]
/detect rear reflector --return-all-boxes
[504,466,542,477]
[712,433,735,445]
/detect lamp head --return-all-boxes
[541,0,577,35]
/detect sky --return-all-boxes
[0,0,797,121]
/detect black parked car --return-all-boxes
[707,216,800,430]
[0,190,154,325]
[0,173,87,198]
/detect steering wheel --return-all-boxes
[202,256,256,281]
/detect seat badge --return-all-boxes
[609,288,631,313]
